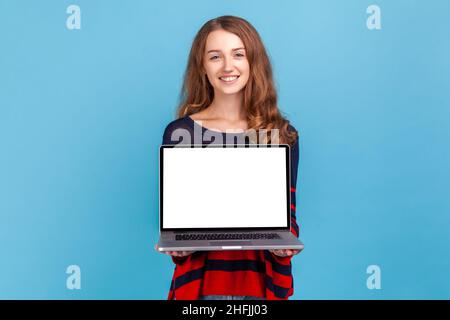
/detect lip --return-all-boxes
[218,75,240,84]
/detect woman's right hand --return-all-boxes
[155,244,194,257]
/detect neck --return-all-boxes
[208,91,246,121]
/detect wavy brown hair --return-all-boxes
[177,15,298,146]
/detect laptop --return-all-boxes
[156,144,304,252]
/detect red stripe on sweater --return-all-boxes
[201,270,266,298]
[207,249,264,261]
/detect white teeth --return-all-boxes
[220,76,239,82]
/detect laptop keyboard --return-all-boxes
[175,233,281,241]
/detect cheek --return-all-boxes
[203,69,216,84]
[239,62,250,80]
[240,69,250,84]
[205,60,221,71]
[205,66,220,81]
[241,60,250,72]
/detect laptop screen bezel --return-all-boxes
[159,144,291,232]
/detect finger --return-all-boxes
[282,250,290,257]
[173,251,190,257]
[274,250,286,257]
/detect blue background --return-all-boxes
[1,0,449,299]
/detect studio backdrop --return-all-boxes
[0,0,449,299]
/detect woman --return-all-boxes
[158,15,301,300]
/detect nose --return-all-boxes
[223,55,234,73]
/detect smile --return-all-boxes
[219,75,240,83]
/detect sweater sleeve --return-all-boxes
[289,134,300,238]
[162,119,193,146]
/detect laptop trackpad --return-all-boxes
[209,241,253,246]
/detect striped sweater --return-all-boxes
[162,116,300,300]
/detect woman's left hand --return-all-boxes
[269,249,301,257]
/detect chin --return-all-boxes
[220,89,242,95]
[216,85,246,95]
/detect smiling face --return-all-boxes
[203,29,250,96]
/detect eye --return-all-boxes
[235,53,245,57]
[210,55,219,60]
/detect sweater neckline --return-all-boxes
[186,115,245,135]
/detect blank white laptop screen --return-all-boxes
[161,146,289,229]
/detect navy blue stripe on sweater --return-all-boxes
[173,267,205,290]
[205,259,265,273]
[265,275,290,298]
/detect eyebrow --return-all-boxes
[206,47,246,54]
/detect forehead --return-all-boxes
[205,29,245,52]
